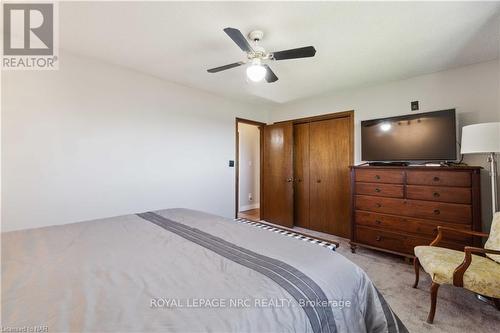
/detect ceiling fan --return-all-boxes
[207,27,316,83]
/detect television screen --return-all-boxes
[361,109,457,161]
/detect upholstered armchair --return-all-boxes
[413,212,500,324]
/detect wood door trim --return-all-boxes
[274,110,354,125]
[235,118,266,219]
[236,117,267,127]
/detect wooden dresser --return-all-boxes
[349,166,481,257]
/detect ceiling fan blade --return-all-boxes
[207,61,245,73]
[263,65,278,83]
[223,27,254,53]
[272,46,316,60]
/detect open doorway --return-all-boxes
[235,118,264,221]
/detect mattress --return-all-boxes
[1,208,407,332]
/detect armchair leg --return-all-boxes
[413,257,420,288]
[427,282,440,324]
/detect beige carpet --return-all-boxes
[291,227,500,333]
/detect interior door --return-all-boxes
[293,123,310,228]
[262,122,294,227]
[309,117,351,237]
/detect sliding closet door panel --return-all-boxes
[309,117,351,236]
[309,119,331,233]
[328,116,351,237]
[262,122,294,227]
[294,123,310,228]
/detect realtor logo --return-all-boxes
[2,2,58,70]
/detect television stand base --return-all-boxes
[368,162,409,167]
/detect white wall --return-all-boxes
[1,52,268,232]
[270,60,500,231]
[2,52,499,232]
[238,123,260,211]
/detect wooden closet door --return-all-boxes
[294,123,310,228]
[262,122,294,227]
[309,117,351,237]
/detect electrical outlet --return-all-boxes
[248,193,253,201]
[411,101,419,111]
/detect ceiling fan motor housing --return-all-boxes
[247,30,267,59]
[248,30,264,42]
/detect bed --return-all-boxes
[1,208,407,332]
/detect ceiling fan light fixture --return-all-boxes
[207,27,316,83]
[246,59,266,82]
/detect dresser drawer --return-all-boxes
[355,169,404,184]
[355,195,405,214]
[405,199,471,223]
[406,170,471,187]
[355,195,472,223]
[355,226,466,254]
[355,226,422,254]
[354,210,472,241]
[355,183,404,198]
[407,185,471,204]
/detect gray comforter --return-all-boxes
[1,208,406,332]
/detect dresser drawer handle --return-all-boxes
[375,188,381,193]
[376,236,382,241]
[376,203,382,208]
[375,175,381,180]
[433,176,440,182]
[433,209,441,215]
[433,192,440,198]
[375,220,382,225]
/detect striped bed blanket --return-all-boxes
[1,208,407,332]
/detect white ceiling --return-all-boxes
[60,1,500,106]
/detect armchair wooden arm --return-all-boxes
[453,246,500,287]
[430,226,489,247]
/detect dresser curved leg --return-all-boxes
[427,282,440,324]
[413,257,420,288]
[349,243,357,253]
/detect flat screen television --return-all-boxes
[361,109,457,162]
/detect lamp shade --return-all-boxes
[461,122,500,154]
